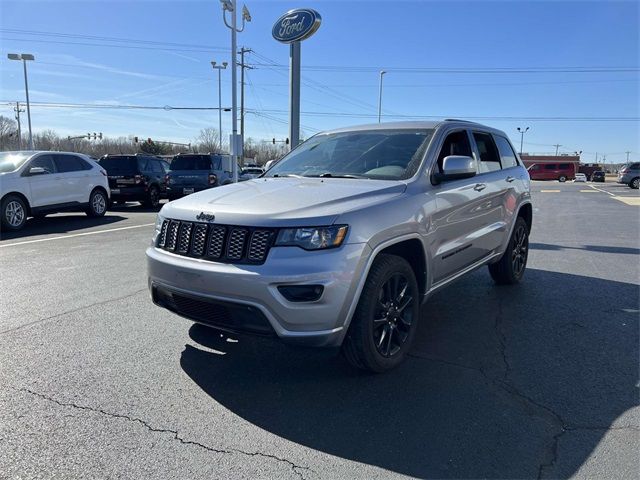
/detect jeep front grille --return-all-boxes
[157,219,275,265]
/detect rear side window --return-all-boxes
[559,163,571,169]
[493,136,519,169]
[170,155,212,170]
[150,160,164,173]
[545,164,556,170]
[30,154,56,174]
[473,132,501,173]
[54,154,88,173]
[629,163,640,169]
[137,157,150,171]
[99,156,138,175]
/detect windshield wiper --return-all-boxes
[311,173,366,179]
[271,173,303,178]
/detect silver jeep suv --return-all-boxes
[147,120,532,372]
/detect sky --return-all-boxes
[0,0,638,163]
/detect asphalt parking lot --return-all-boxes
[1,181,638,479]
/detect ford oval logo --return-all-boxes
[272,9,322,44]
[196,212,215,222]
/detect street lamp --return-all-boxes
[8,53,35,150]
[211,61,228,152]
[220,0,251,183]
[378,70,386,123]
[516,126,529,155]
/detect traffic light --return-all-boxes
[148,138,152,143]
[272,138,276,144]
[285,138,290,145]
[134,136,139,143]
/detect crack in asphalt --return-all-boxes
[493,296,511,381]
[17,388,314,480]
[0,289,148,336]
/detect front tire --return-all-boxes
[1,195,28,231]
[143,186,160,208]
[630,177,639,189]
[489,216,529,285]
[85,189,107,217]
[342,254,420,373]
[558,175,567,182]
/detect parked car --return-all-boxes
[166,153,241,200]
[0,150,109,231]
[147,120,532,372]
[591,171,606,182]
[527,162,575,182]
[241,167,264,179]
[617,163,640,189]
[98,154,167,208]
[573,173,587,182]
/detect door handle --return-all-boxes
[505,176,516,183]
[474,183,486,192]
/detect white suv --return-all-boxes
[0,151,110,231]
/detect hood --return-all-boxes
[161,177,407,227]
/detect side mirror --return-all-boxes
[434,155,477,183]
[29,166,47,175]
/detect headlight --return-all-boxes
[152,212,166,244]
[275,225,348,250]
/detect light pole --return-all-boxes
[8,53,35,150]
[220,0,251,183]
[211,61,228,153]
[516,126,529,155]
[378,70,386,123]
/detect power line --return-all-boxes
[0,100,226,111]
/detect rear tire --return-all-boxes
[630,177,639,189]
[489,216,529,285]
[1,194,28,231]
[558,175,567,182]
[342,254,420,373]
[143,186,160,208]
[85,189,107,217]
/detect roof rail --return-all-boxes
[443,118,480,124]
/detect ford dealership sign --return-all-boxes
[272,9,322,43]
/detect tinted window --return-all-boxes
[54,154,86,173]
[494,136,519,169]
[629,163,640,169]
[99,156,138,175]
[473,132,501,173]
[436,130,473,173]
[29,154,56,174]
[137,157,150,171]
[149,160,163,173]
[559,163,571,169]
[170,155,212,170]
[545,164,557,170]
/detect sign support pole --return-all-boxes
[289,41,301,150]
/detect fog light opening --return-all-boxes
[278,284,324,302]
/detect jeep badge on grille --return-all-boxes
[196,212,215,222]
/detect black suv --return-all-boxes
[98,154,167,208]
[591,171,606,182]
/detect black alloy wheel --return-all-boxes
[373,273,414,358]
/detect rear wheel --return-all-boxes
[85,189,107,217]
[342,254,420,373]
[630,177,639,189]
[558,175,567,182]
[143,186,160,208]
[489,216,529,285]
[1,195,28,231]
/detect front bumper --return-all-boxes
[147,242,371,347]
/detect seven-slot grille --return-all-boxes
[157,219,275,264]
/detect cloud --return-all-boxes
[167,52,201,63]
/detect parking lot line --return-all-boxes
[588,185,615,196]
[0,223,155,248]
[613,197,640,206]
[579,190,599,193]
[540,189,561,192]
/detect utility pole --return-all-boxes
[625,151,631,164]
[14,101,24,150]
[516,127,529,155]
[553,144,562,156]
[238,47,253,146]
[378,70,386,123]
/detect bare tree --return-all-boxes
[194,127,221,153]
[0,115,18,150]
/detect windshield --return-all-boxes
[0,152,32,173]
[265,129,434,180]
[99,156,138,175]
[170,155,214,170]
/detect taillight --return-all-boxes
[208,173,217,185]
[100,169,107,176]
[135,174,144,184]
